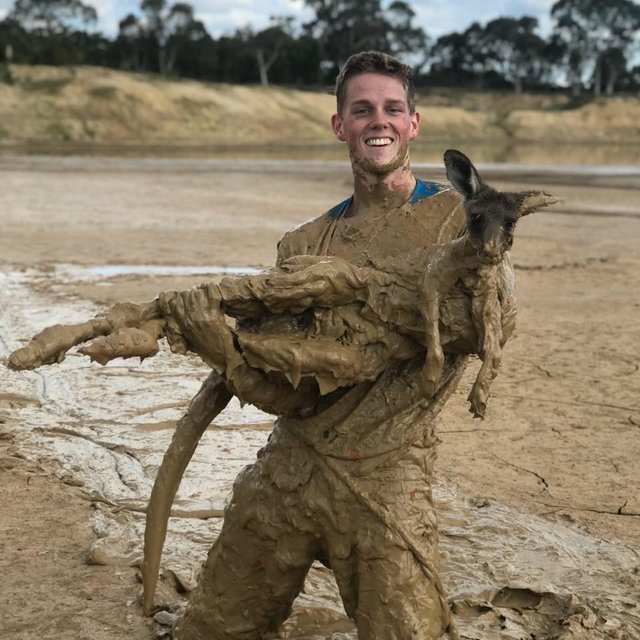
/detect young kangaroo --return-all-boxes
[421,149,556,417]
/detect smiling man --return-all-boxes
[174,51,468,640]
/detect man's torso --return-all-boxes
[271,179,468,465]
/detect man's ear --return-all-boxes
[410,111,420,140]
[332,113,345,141]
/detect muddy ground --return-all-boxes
[0,155,639,639]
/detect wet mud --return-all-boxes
[2,264,639,638]
[1,158,639,640]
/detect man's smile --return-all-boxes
[365,137,394,147]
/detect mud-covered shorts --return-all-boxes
[173,425,444,640]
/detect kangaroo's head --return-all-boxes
[444,149,557,262]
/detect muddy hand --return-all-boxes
[157,286,235,367]
[8,301,161,371]
[260,256,374,311]
[79,320,165,366]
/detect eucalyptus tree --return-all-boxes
[123,0,208,75]
[9,0,97,35]
[479,17,549,93]
[551,0,640,96]
[253,17,296,86]
[303,0,427,81]
[7,0,99,64]
[429,22,491,88]
[386,0,428,68]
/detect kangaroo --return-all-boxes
[421,149,556,416]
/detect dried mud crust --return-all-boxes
[1,158,639,639]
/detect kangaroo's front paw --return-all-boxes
[467,384,488,419]
[421,348,445,397]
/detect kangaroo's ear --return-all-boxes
[444,149,483,200]
[517,191,560,216]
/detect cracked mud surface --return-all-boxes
[1,156,639,639]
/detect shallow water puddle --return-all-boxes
[1,266,639,639]
[80,264,262,278]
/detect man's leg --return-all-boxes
[352,540,444,640]
[174,463,319,640]
[328,447,445,640]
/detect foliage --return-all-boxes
[550,0,640,96]
[116,0,207,74]
[429,18,559,93]
[303,0,427,81]
[9,0,97,35]
[1,0,639,94]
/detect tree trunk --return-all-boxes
[256,49,269,86]
[159,46,167,75]
[514,74,523,95]
[571,77,581,97]
[256,46,281,87]
[605,65,618,96]
[593,59,602,97]
[165,44,177,75]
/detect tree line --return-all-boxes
[1,0,639,95]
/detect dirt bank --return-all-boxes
[1,65,639,145]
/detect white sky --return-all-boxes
[0,0,556,38]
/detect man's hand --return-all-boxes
[259,256,383,312]
[157,286,243,373]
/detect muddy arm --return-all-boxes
[216,255,386,319]
[8,301,163,371]
[7,256,380,372]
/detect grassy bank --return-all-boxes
[0,64,638,146]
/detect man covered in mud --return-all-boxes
[171,51,469,639]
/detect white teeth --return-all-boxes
[366,138,393,146]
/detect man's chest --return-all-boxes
[327,206,447,266]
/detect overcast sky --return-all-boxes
[0,0,556,38]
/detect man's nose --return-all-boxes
[370,107,389,127]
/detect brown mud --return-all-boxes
[0,156,639,639]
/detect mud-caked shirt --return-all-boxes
[272,179,468,471]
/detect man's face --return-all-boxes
[331,73,420,176]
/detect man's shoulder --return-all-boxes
[408,181,466,242]
[410,178,458,206]
[282,207,338,241]
[409,178,444,204]
[276,203,343,263]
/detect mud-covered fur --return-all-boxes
[420,150,556,417]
